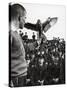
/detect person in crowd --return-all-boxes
[23,32,28,41]
[32,32,36,41]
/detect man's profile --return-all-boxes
[9,3,27,87]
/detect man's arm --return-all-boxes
[24,22,37,31]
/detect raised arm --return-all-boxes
[24,22,37,31]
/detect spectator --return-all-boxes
[32,32,36,41]
[23,32,28,41]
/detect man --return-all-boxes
[23,32,28,41]
[9,3,27,87]
[32,32,36,41]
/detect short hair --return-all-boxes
[9,3,26,22]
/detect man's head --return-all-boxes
[25,32,27,35]
[33,32,35,35]
[9,3,26,30]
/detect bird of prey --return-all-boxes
[24,17,58,44]
[24,17,58,35]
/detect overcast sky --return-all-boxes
[18,3,66,40]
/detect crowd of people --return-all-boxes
[19,32,65,86]
[19,31,36,42]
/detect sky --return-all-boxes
[17,3,66,40]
